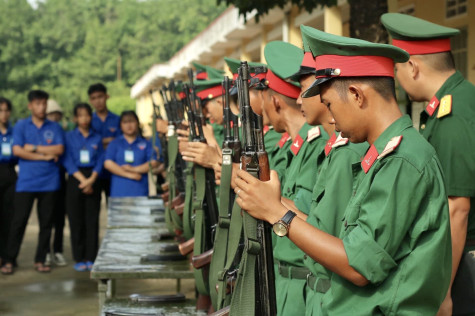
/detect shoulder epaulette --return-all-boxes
[361,135,403,173]
[377,135,403,160]
[307,126,321,142]
[277,132,291,148]
[324,133,337,156]
[425,95,439,116]
[332,134,349,149]
[436,95,452,118]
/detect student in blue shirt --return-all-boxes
[63,103,104,272]
[105,111,158,197]
[2,90,64,274]
[0,97,17,273]
[88,83,120,199]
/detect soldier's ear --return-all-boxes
[408,58,419,80]
[347,84,366,110]
[271,95,281,113]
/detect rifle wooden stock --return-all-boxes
[174,202,185,216]
[171,192,185,208]
[209,306,230,316]
[162,191,169,203]
[161,182,169,192]
[178,237,195,256]
[257,152,270,182]
[192,248,214,269]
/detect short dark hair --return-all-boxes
[325,77,396,102]
[416,51,455,72]
[267,88,298,108]
[28,90,49,102]
[0,97,12,111]
[88,83,107,96]
[73,103,93,117]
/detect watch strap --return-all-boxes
[281,210,297,226]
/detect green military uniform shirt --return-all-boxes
[264,126,281,154]
[419,71,475,251]
[321,115,451,315]
[269,132,292,183]
[273,123,328,316]
[211,122,224,148]
[303,133,368,316]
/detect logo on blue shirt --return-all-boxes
[44,130,54,144]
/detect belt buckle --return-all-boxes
[306,272,312,286]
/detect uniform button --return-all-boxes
[344,220,347,227]
[421,124,426,130]
[287,188,290,193]
[303,255,307,259]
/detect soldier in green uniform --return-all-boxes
[381,14,475,315]
[262,40,328,315]
[234,27,452,315]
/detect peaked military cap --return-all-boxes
[288,32,316,81]
[381,13,460,55]
[300,25,409,97]
[192,62,225,80]
[264,41,302,99]
[194,78,224,101]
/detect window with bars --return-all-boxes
[446,0,467,19]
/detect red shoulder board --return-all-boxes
[426,95,439,117]
[377,136,402,160]
[332,134,349,149]
[263,125,270,135]
[324,133,337,156]
[307,126,321,142]
[361,144,378,173]
[291,134,304,156]
[278,132,290,148]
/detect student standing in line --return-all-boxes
[1,90,64,274]
[104,111,158,197]
[63,103,104,272]
[88,83,120,200]
[0,97,17,272]
[44,99,67,267]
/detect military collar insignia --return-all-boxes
[332,134,349,148]
[291,134,304,155]
[277,132,291,148]
[425,95,439,116]
[263,125,270,135]
[324,133,337,156]
[307,126,321,142]
[362,135,403,173]
[437,95,452,118]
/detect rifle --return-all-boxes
[229,62,276,316]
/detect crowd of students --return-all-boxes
[0,83,159,274]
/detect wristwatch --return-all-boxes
[272,210,297,237]
[32,145,38,153]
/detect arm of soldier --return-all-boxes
[234,169,366,286]
[123,161,158,174]
[280,197,301,214]
[437,196,471,315]
[104,160,141,180]
[203,123,219,148]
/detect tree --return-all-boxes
[216,0,388,43]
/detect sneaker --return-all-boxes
[73,262,87,272]
[53,253,67,266]
[45,254,52,267]
[85,261,94,271]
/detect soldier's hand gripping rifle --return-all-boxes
[227,62,276,316]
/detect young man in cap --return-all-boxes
[234,27,451,315]
[261,40,328,315]
[381,14,475,315]
[88,83,120,199]
[44,99,67,267]
[3,90,65,274]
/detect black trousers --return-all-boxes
[47,169,66,254]
[66,168,101,262]
[0,164,17,262]
[6,190,57,264]
[98,177,110,205]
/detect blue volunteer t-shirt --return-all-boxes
[0,124,17,164]
[13,117,64,192]
[105,135,156,197]
[63,128,104,175]
[92,111,121,139]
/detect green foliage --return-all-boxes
[0,0,226,121]
[217,0,336,22]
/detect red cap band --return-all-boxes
[392,38,451,55]
[196,85,223,100]
[196,72,208,80]
[266,69,301,99]
[232,72,266,81]
[179,92,186,100]
[314,55,395,78]
[302,52,315,69]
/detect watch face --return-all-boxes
[273,222,288,237]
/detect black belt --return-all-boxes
[306,274,331,294]
[276,260,310,280]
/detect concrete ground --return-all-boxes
[0,197,195,316]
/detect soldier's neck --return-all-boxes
[284,110,306,141]
[423,69,456,101]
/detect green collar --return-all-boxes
[435,71,465,100]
